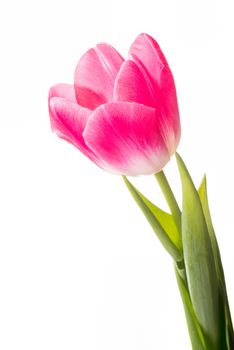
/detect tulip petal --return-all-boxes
[129,33,180,153]
[83,102,170,176]
[74,43,124,110]
[48,84,77,103]
[114,60,157,108]
[49,98,100,164]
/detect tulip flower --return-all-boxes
[49,33,180,176]
[49,33,234,350]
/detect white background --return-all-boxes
[1,0,234,349]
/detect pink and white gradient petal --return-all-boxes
[113,60,157,108]
[129,33,180,153]
[48,84,77,102]
[48,84,77,117]
[74,43,124,110]
[49,98,101,165]
[83,102,170,176]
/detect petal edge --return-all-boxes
[83,102,170,176]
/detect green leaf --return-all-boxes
[198,176,234,349]
[123,176,182,261]
[176,153,221,349]
[225,307,234,350]
[221,281,234,350]
[134,186,182,252]
[175,265,207,350]
[198,176,224,281]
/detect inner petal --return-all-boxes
[114,60,157,108]
[74,43,124,110]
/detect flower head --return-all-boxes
[49,33,180,175]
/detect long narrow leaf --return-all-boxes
[198,176,224,280]
[123,176,182,261]
[198,176,234,349]
[175,265,207,350]
[176,153,221,349]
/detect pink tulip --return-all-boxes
[49,33,180,176]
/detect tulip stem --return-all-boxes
[154,170,181,234]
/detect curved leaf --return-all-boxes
[134,186,182,251]
[123,176,182,261]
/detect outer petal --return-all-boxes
[83,102,170,176]
[113,60,156,108]
[74,43,124,110]
[48,83,77,103]
[49,97,101,165]
[48,84,77,118]
[129,33,180,153]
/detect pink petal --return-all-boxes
[48,84,77,122]
[49,97,101,165]
[48,84,77,103]
[129,33,180,153]
[113,60,157,108]
[74,43,124,110]
[83,102,170,176]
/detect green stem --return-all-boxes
[154,170,181,234]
